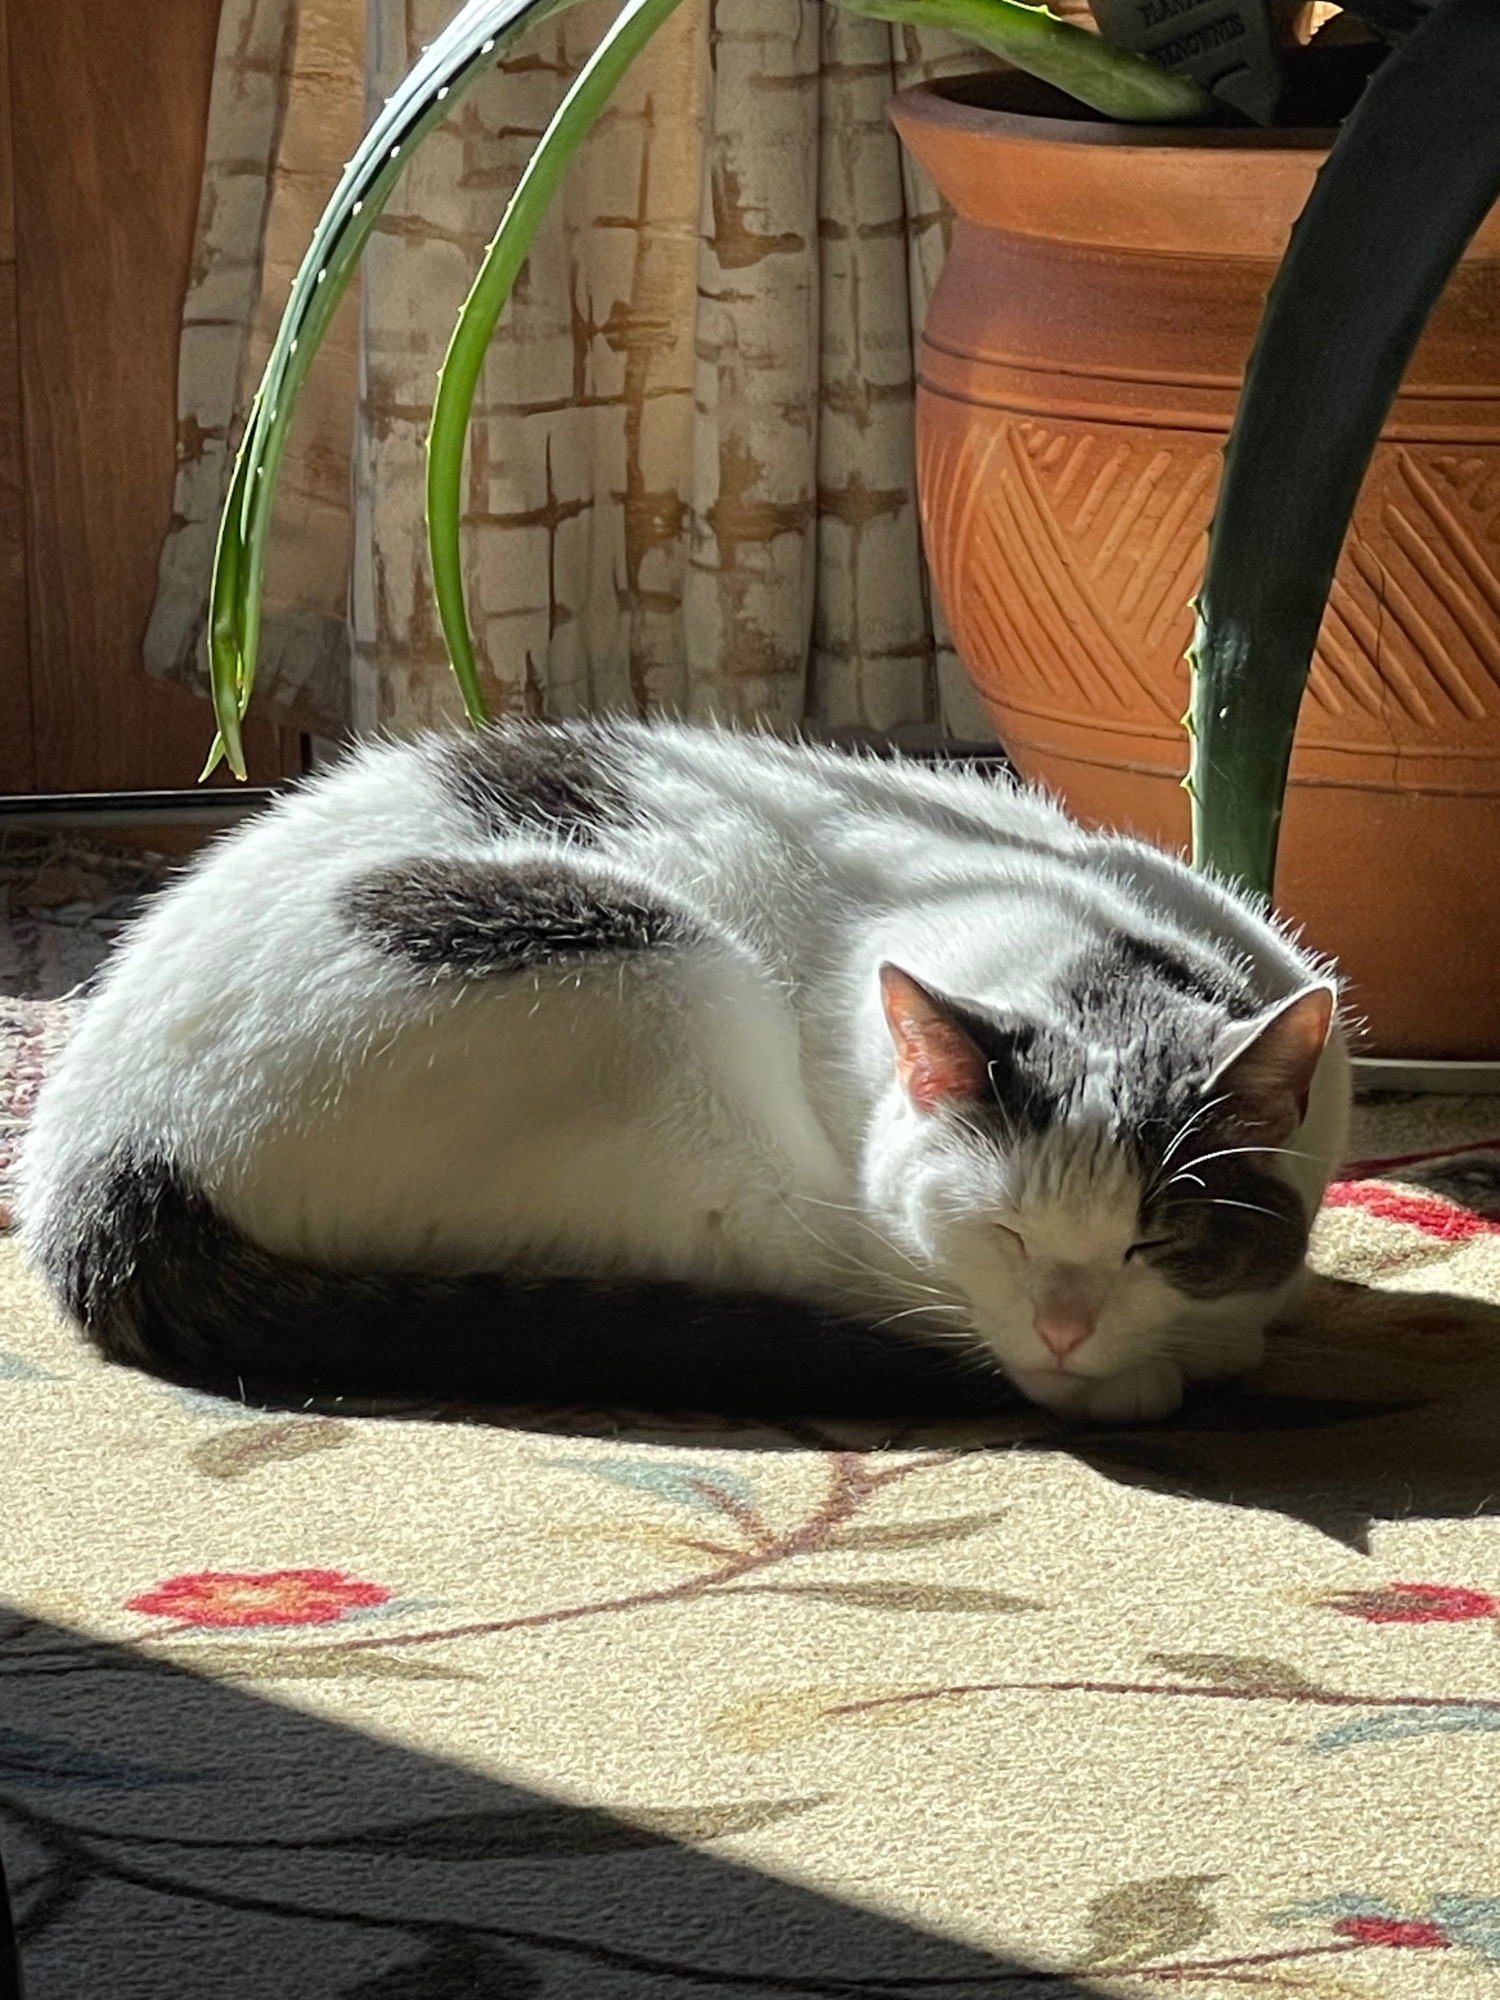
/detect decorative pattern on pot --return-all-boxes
[894,74,1500,1058]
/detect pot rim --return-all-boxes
[889,73,1500,259]
[891,73,1337,155]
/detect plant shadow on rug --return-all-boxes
[7,970,1500,1992]
[0,1606,1100,1998]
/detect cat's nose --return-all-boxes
[1033,1308,1094,1360]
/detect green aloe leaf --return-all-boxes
[426,0,689,727]
[1188,0,1500,898]
[829,0,1213,122]
[205,0,589,776]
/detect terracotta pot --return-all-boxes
[891,73,1500,1059]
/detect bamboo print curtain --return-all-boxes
[147,0,1000,742]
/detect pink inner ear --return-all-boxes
[879,965,989,1113]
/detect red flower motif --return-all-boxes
[1333,1916,1451,1950]
[1320,1580,1499,1624]
[126,1568,391,1628]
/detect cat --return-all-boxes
[16,720,1350,1424]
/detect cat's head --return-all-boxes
[865,949,1338,1422]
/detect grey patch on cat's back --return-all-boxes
[432,723,631,843]
[342,857,696,977]
[1075,931,1259,1024]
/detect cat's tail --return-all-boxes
[22,1153,1018,1421]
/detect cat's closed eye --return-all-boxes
[1124,1238,1172,1262]
[995,1223,1026,1254]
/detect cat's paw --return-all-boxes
[1080,1359,1183,1424]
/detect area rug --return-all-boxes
[0,831,173,1002]
[1,997,1500,1999]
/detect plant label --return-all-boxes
[1087,0,1284,124]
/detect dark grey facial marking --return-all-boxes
[943,929,1313,1298]
[1140,1151,1308,1299]
[341,858,695,976]
[1074,936,1309,1297]
[433,722,631,844]
[1075,932,1260,1023]
[944,1001,1076,1141]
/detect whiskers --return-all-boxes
[1156,1094,1231,1173]
[776,1192,970,1330]
[1153,1112,1323,1206]
[1170,1194,1297,1225]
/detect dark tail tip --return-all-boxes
[38,1154,1021,1422]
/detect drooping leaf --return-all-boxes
[749,1581,1037,1612]
[1189,0,1500,897]
[706,1685,962,1752]
[830,0,1213,121]
[428,0,692,721]
[205,0,590,775]
[824,1511,1008,1552]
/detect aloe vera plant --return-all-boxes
[212,0,1500,929]
[206,0,583,776]
[1188,0,1500,898]
[208,0,1207,773]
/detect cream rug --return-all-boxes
[2,997,1500,1997]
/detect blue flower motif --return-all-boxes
[1310,1705,1500,1754]
[0,1347,60,1382]
[1432,1896,1500,1962]
[546,1455,757,1515]
[0,1726,193,1792]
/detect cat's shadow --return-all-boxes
[1052,1274,1500,1550]
[282,1273,1500,1552]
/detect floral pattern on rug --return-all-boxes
[1,1005,1500,1994]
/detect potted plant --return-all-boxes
[205,0,1500,1055]
[891,3,1500,1059]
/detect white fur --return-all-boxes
[17,722,1350,1419]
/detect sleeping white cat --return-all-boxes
[17,721,1349,1423]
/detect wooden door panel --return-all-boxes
[8,0,299,792]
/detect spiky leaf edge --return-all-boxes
[1188,0,1500,898]
[426,0,691,725]
[204,0,586,776]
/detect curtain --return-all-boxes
[147,0,1005,744]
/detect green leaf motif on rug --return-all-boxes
[188,1418,348,1481]
[744,1581,1037,1614]
[1146,1651,1326,1697]
[1081,1874,1221,1970]
[824,1512,1009,1551]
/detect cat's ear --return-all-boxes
[878,964,991,1113]
[1207,985,1336,1140]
